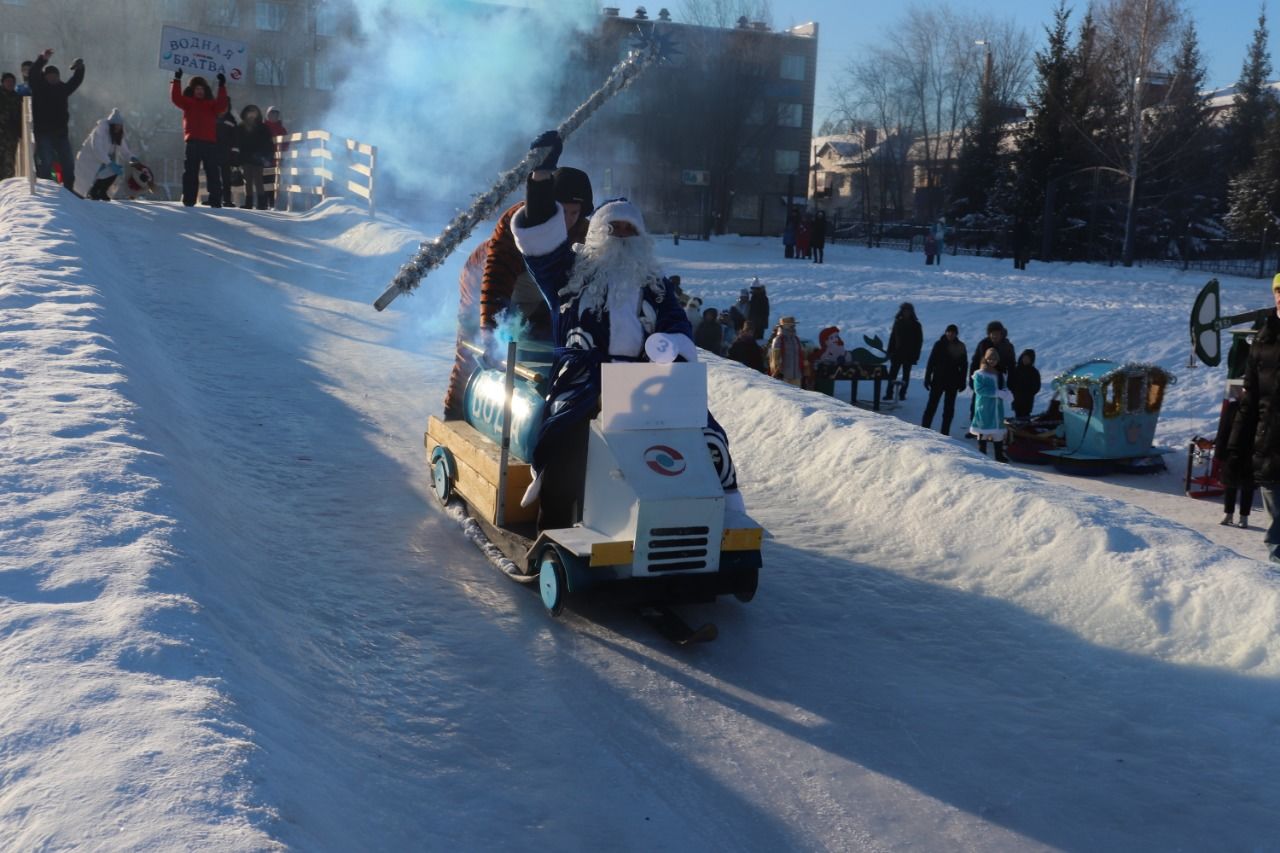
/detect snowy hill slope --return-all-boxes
[2,180,1280,851]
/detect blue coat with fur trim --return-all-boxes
[512,209,693,474]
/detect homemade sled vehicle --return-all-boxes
[425,340,763,640]
[1004,359,1175,473]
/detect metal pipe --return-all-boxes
[459,340,545,384]
[495,340,517,528]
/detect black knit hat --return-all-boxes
[552,167,594,216]
[44,65,60,77]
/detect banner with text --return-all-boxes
[158,25,249,82]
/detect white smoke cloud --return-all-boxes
[324,0,598,212]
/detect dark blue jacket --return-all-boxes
[518,234,691,473]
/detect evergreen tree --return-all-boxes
[1013,3,1077,234]
[1223,8,1276,180]
[1014,5,1130,259]
[1143,24,1217,247]
[1226,113,1280,238]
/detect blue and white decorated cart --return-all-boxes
[1007,359,1175,473]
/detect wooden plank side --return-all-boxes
[453,455,497,522]
[427,417,533,486]
[426,418,536,524]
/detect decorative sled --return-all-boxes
[425,341,763,643]
[1006,360,1175,474]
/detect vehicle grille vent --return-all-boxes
[646,526,709,572]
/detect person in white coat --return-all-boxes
[74,108,135,200]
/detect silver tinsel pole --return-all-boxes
[373,33,669,312]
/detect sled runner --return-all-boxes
[426,341,763,642]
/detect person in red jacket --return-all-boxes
[170,69,229,207]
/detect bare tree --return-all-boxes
[679,0,773,28]
[830,56,915,218]
[829,2,1032,220]
[1095,0,1183,264]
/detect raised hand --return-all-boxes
[529,130,562,172]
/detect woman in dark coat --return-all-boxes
[886,302,924,401]
[811,211,827,263]
[694,307,725,354]
[235,104,274,210]
[1228,281,1280,561]
[215,103,238,207]
[748,280,769,342]
[728,323,766,372]
[921,324,968,435]
[1216,391,1255,527]
[1008,349,1042,419]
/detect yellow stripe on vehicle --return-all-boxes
[722,528,763,551]
[590,540,634,567]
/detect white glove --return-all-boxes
[645,332,697,364]
[520,470,543,508]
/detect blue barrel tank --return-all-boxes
[463,368,545,463]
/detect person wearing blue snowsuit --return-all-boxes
[969,347,1013,462]
[511,131,741,530]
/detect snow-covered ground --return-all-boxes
[2,179,1278,851]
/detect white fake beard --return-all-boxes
[562,228,665,317]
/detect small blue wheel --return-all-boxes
[430,446,454,504]
[538,547,568,617]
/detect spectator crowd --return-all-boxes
[1,48,291,207]
[677,276,1045,465]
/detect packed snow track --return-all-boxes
[1,182,1278,851]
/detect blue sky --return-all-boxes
[766,0,1271,122]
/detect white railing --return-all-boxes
[343,136,378,218]
[16,96,36,193]
[157,129,376,214]
[275,130,377,215]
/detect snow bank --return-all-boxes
[3,179,1279,850]
[709,355,1280,673]
[0,181,277,848]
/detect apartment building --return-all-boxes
[564,7,819,237]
